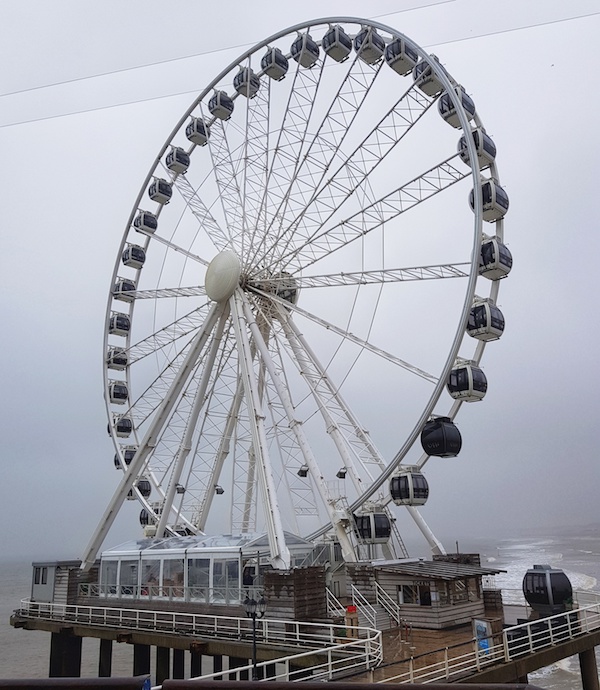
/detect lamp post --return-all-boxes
[244,595,266,680]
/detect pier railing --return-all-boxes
[377,592,600,683]
[15,599,382,682]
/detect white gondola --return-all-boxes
[133,210,158,234]
[106,347,128,370]
[148,178,172,205]
[291,32,320,68]
[467,298,505,341]
[421,417,462,457]
[114,415,133,438]
[322,25,352,62]
[109,381,128,405]
[384,37,418,75]
[354,26,385,64]
[185,117,210,146]
[109,312,131,337]
[113,278,136,303]
[122,244,146,270]
[114,446,136,469]
[458,128,496,169]
[208,91,234,120]
[261,47,289,80]
[165,146,190,174]
[390,468,429,506]
[479,236,512,280]
[233,67,260,98]
[438,86,476,128]
[413,56,446,96]
[447,362,487,402]
[469,179,509,222]
[354,510,391,544]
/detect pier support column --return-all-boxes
[98,638,113,677]
[133,643,151,677]
[49,630,82,677]
[190,650,202,677]
[213,654,223,679]
[156,646,171,685]
[173,649,185,679]
[229,656,249,680]
[579,648,600,690]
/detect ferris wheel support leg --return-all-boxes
[80,303,222,571]
[406,506,446,556]
[230,291,291,570]
[240,293,357,563]
[155,305,230,538]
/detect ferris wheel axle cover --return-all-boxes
[205,251,241,302]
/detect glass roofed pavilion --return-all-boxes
[97,533,316,605]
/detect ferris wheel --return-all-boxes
[81,17,511,571]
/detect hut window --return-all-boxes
[452,579,468,602]
[188,558,210,601]
[119,560,138,595]
[398,584,418,604]
[163,558,184,596]
[418,584,432,606]
[141,559,160,593]
[101,561,118,594]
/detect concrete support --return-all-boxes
[190,650,202,678]
[579,647,600,690]
[133,643,151,677]
[98,638,113,677]
[173,648,185,679]
[265,663,277,678]
[156,646,171,685]
[49,630,82,677]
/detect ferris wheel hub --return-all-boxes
[205,250,242,302]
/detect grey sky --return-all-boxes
[1,0,599,562]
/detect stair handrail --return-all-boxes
[326,587,347,618]
[351,584,377,629]
[375,580,403,626]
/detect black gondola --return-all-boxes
[458,128,497,169]
[523,565,573,616]
[354,511,391,544]
[109,381,128,405]
[114,446,136,469]
[390,468,429,506]
[467,299,505,341]
[291,33,320,68]
[447,362,487,402]
[137,479,151,498]
[113,278,136,303]
[438,86,476,129]
[384,37,418,75]
[148,178,172,205]
[322,25,352,62]
[109,312,131,337]
[413,57,446,97]
[165,146,190,174]
[133,210,158,234]
[186,117,211,146]
[208,91,234,120]
[274,272,299,306]
[421,417,462,457]
[233,68,260,98]
[261,47,289,80]
[469,179,509,222]
[139,508,151,525]
[122,244,146,270]
[354,27,385,65]
[114,415,133,438]
[107,347,128,370]
[479,236,512,280]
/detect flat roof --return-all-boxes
[372,560,505,580]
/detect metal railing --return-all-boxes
[16,598,382,682]
[351,585,377,630]
[79,583,262,605]
[378,593,600,684]
[326,588,347,618]
[375,581,403,626]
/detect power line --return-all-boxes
[1,8,598,130]
[0,0,455,99]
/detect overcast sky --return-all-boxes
[1,0,599,563]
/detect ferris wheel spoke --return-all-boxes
[154,305,230,537]
[135,228,210,267]
[249,52,382,268]
[283,155,469,271]
[125,286,206,300]
[170,172,231,254]
[270,82,436,268]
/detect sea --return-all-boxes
[1,524,599,686]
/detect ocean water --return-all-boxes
[1,525,599,685]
